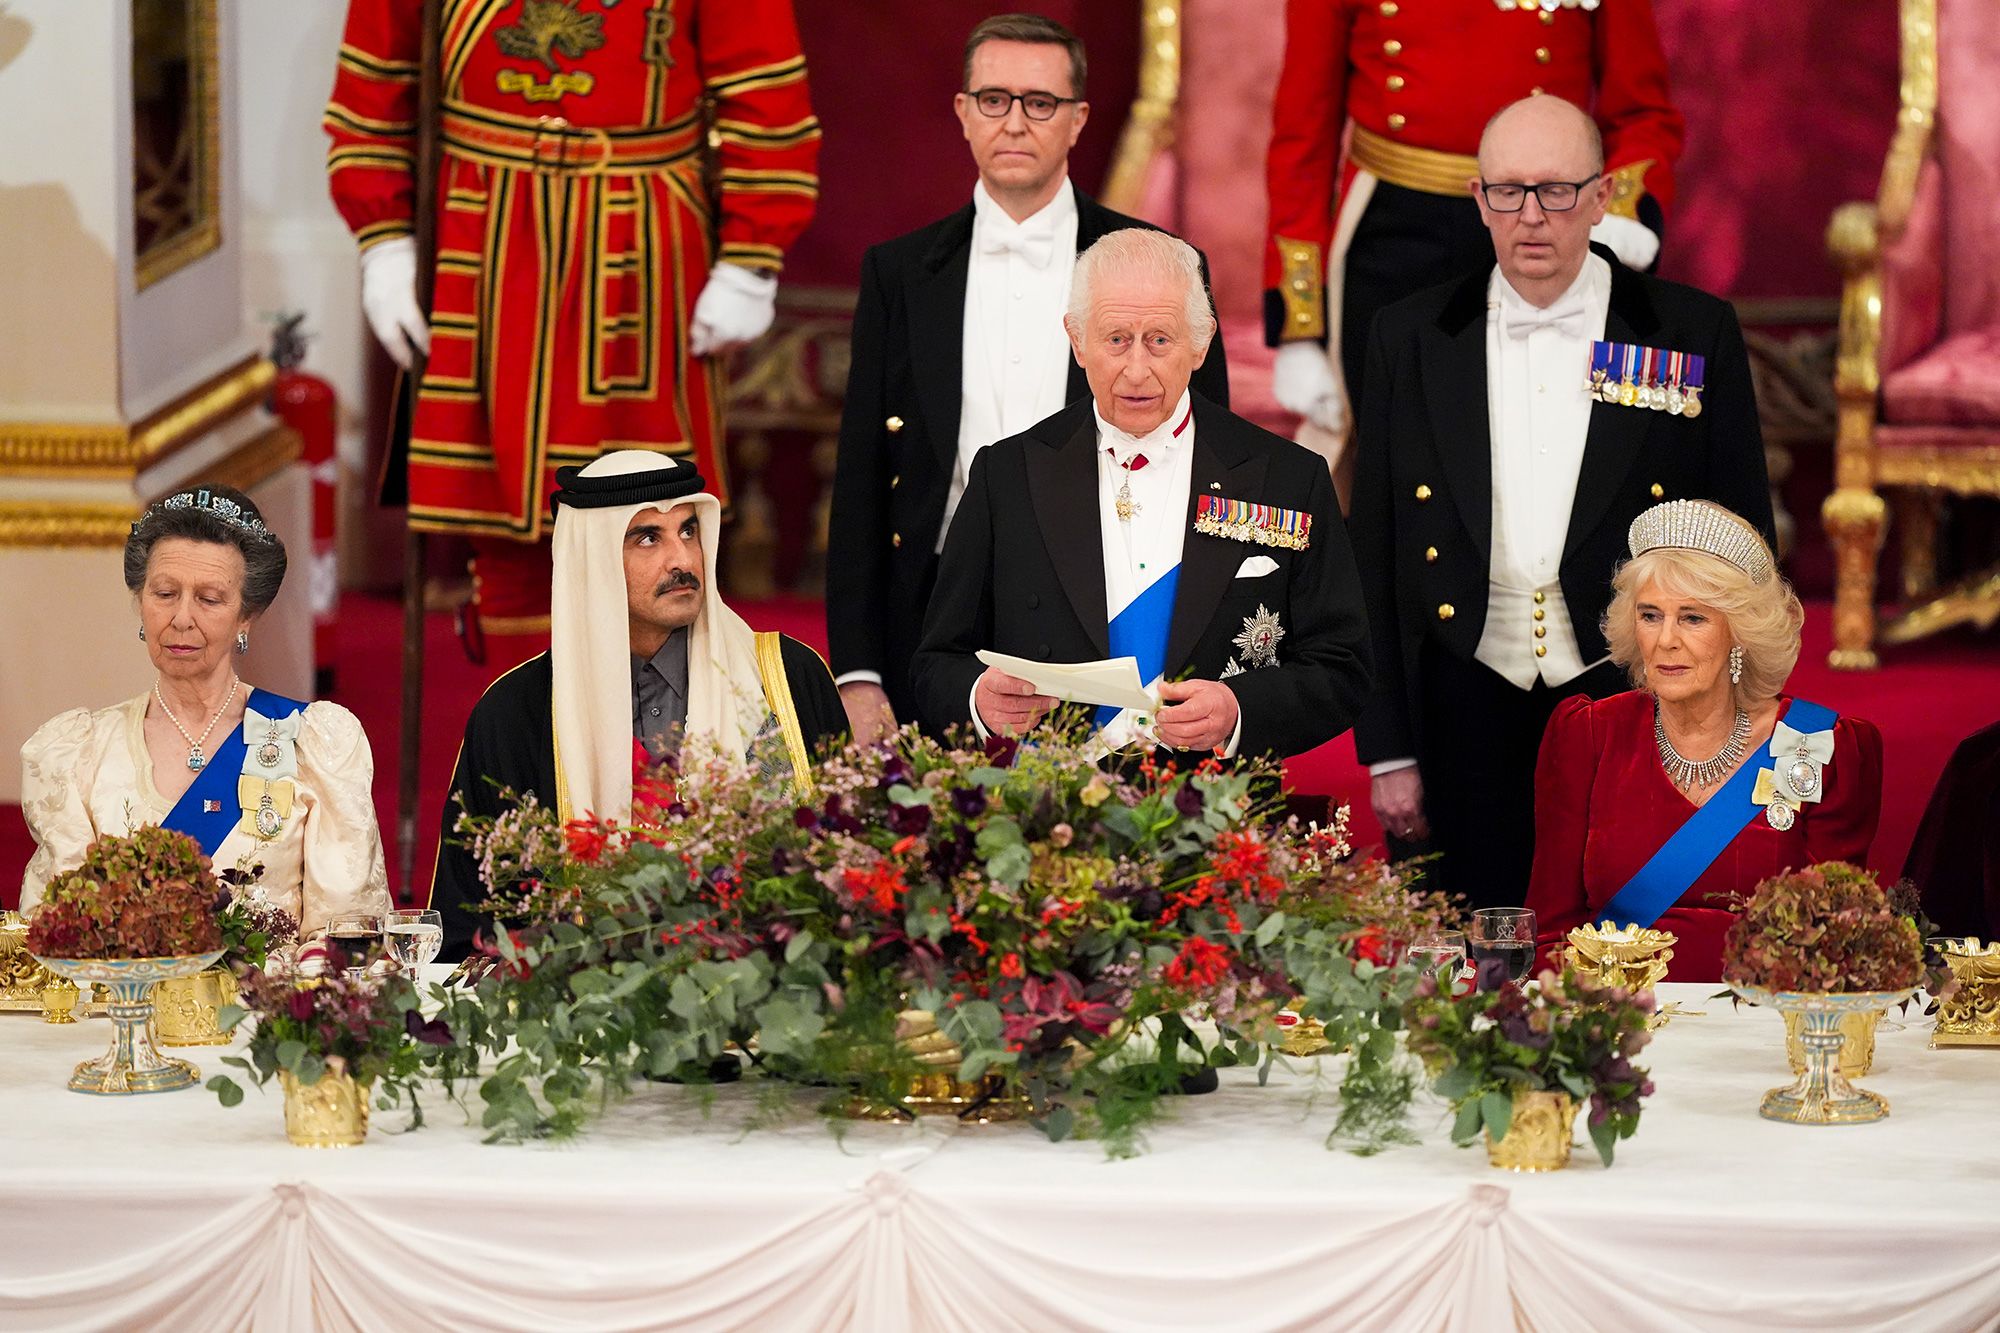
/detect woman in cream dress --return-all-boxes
[19,484,388,940]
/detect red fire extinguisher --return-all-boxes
[269,313,340,696]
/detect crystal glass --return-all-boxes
[322,912,383,975]
[1469,908,1537,983]
[1408,929,1467,987]
[382,909,444,978]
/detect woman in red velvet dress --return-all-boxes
[1527,501,1883,981]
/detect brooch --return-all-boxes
[1750,769,1801,831]
[1194,495,1312,550]
[1231,605,1284,668]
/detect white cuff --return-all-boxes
[1591,213,1661,271]
[1368,757,1418,777]
[968,678,991,742]
[1218,708,1244,761]
[835,671,884,688]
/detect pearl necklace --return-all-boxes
[1654,702,1751,791]
[154,676,239,772]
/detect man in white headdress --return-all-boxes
[431,450,844,959]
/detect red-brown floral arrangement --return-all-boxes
[25,826,224,959]
[1721,861,1923,994]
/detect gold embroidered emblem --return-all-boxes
[643,2,677,68]
[495,0,606,99]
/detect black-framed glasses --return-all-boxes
[965,87,1080,121]
[1478,174,1601,213]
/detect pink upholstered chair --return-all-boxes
[1824,0,2000,668]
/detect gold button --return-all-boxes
[1530,85,1544,96]
[1540,9,1555,23]
[1387,113,1406,131]
[1424,545,1438,563]
[891,532,902,548]
[890,474,900,489]
[886,416,904,433]
[1437,603,1455,622]
[1380,0,1399,13]
[1415,484,1432,502]
[1534,626,1548,639]
[1533,608,1545,622]
[1651,483,1665,498]
[1383,38,1403,56]
[1535,644,1549,658]
[1533,590,1546,605]
[1291,279,1307,291]
[1294,311,1313,325]
[1386,75,1406,92]
[1535,46,1552,64]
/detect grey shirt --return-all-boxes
[631,629,690,762]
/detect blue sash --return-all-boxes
[161,689,306,857]
[1596,699,1838,929]
[1094,566,1180,729]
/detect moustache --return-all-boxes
[654,572,701,597]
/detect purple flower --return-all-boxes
[1473,955,1513,994]
[1174,785,1205,819]
[1129,888,1165,922]
[793,807,819,831]
[888,802,932,836]
[404,1008,453,1046]
[1498,1010,1552,1050]
[951,787,987,819]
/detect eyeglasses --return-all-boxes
[1478,174,1601,213]
[965,87,1080,121]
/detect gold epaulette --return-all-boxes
[1605,159,1655,221]
[1274,236,1326,341]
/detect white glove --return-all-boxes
[1592,213,1661,271]
[358,235,430,370]
[689,262,778,357]
[1271,341,1347,436]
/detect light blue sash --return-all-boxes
[1094,566,1179,729]
[161,689,305,857]
[1596,699,1838,929]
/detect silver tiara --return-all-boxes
[1627,500,1772,584]
[153,489,273,537]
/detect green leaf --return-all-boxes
[667,974,705,1020]
[1254,911,1287,948]
[1481,1089,1513,1144]
[207,1075,244,1107]
[215,1003,248,1032]
[1557,1070,1591,1100]
[1042,1104,1076,1142]
[1589,1114,1619,1167]
[568,969,611,997]
[295,1053,327,1086]
[1432,1063,1475,1101]
[784,930,815,965]
[275,1039,306,1072]
[986,843,1032,887]
[1451,1098,1484,1145]
[752,996,825,1058]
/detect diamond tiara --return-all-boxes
[151,488,274,537]
[1627,500,1773,584]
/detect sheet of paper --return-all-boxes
[974,650,1157,713]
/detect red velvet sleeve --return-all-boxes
[323,0,424,251]
[1528,695,1601,967]
[1262,0,1353,331]
[1803,716,1885,868]
[1590,0,1684,216]
[694,0,821,274]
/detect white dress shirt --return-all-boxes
[1370,255,1610,778]
[942,177,1080,550]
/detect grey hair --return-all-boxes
[1064,228,1218,348]
[123,483,288,617]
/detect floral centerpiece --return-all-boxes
[209,956,449,1147]
[1404,962,1656,1170]
[23,826,227,1093]
[433,726,1454,1157]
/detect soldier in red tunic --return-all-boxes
[1263,0,1682,477]
[326,0,819,654]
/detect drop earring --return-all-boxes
[1728,644,1744,686]
[138,625,145,642]
[235,631,250,655]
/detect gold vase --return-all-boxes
[1484,1089,1577,1172]
[151,968,239,1047]
[1733,984,1913,1125]
[280,1069,371,1148]
[1783,1008,1878,1078]
[1932,940,2000,1047]
[839,1009,1032,1123]
[40,979,79,1023]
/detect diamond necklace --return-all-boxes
[1654,702,1751,791]
[154,676,240,772]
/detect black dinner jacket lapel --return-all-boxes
[911,204,974,473]
[1563,249,1663,557]
[1166,395,1267,677]
[1422,269,1494,560]
[1024,401,1109,656]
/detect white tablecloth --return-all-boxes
[2,982,1997,1333]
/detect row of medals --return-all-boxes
[1589,370,1703,418]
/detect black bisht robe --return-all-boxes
[430,641,845,960]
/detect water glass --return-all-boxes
[383,909,445,978]
[1408,929,1467,987]
[1468,908,1537,984]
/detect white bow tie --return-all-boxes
[1503,291,1595,341]
[980,226,1055,269]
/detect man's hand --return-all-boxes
[1371,766,1430,843]
[359,236,430,370]
[973,668,1057,736]
[839,681,897,745]
[1153,678,1240,753]
[1271,341,1346,436]
[689,262,778,357]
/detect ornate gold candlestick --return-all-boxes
[1932,939,2000,1048]
[1563,923,1676,993]
[0,911,60,1011]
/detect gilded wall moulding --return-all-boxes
[0,501,142,549]
[0,355,275,479]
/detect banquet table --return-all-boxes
[2,980,1997,1333]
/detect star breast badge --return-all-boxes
[1231,605,1284,668]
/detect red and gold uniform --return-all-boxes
[326,0,818,636]
[1263,0,1681,436]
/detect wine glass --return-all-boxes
[1468,908,1537,984]
[383,909,444,981]
[323,912,383,976]
[1408,929,1467,988]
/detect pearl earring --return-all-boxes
[1728,644,1744,685]
[235,631,250,655]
